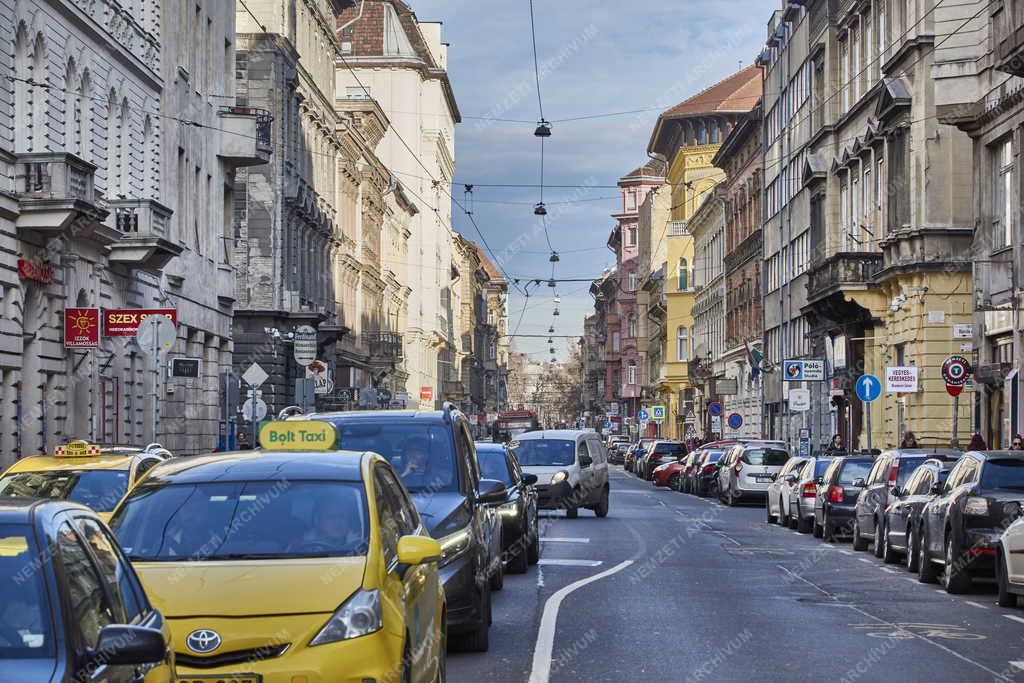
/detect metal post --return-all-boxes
[252,390,258,447]
[865,400,873,452]
[952,394,960,446]
[152,334,160,442]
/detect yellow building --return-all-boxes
[646,66,763,438]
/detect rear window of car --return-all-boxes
[838,460,873,485]
[654,443,684,456]
[704,450,725,463]
[896,457,928,486]
[329,420,459,493]
[813,459,834,477]
[981,459,1024,491]
[476,448,513,485]
[742,448,789,467]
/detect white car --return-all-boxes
[766,456,807,525]
[717,442,792,506]
[996,513,1024,607]
[512,430,610,518]
[786,456,838,532]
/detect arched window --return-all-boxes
[14,25,30,151]
[79,70,92,160]
[106,89,119,195]
[63,60,77,150]
[118,98,130,196]
[678,257,689,290]
[677,326,688,361]
[30,32,47,152]
[628,314,637,338]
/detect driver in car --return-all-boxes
[399,440,431,483]
[296,493,361,553]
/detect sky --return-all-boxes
[412,0,770,362]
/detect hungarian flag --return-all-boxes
[745,341,764,380]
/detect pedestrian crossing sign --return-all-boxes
[651,405,666,421]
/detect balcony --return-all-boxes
[107,199,182,271]
[443,380,465,398]
[806,252,883,303]
[996,1,1024,77]
[14,152,113,239]
[217,106,272,167]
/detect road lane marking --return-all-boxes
[839,550,853,556]
[542,537,590,543]
[965,601,988,609]
[1009,661,1024,672]
[1003,614,1024,625]
[858,558,874,564]
[880,567,899,574]
[529,560,634,683]
[537,559,603,567]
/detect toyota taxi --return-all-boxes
[0,441,171,520]
[109,421,447,683]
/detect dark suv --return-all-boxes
[814,455,875,542]
[308,405,507,651]
[852,449,961,555]
[917,451,1024,594]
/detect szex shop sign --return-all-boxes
[103,308,178,337]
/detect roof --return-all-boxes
[659,65,762,119]
[0,498,91,524]
[144,451,368,485]
[306,409,448,423]
[514,429,596,441]
[622,159,666,180]
[4,453,144,474]
[469,241,505,283]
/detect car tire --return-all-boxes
[852,519,869,551]
[527,521,540,565]
[943,535,972,595]
[813,513,823,538]
[823,510,837,543]
[797,507,813,534]
[874,518,886,559]
[460,586,490,652]
[669,473,680,491]
[905,524,919,573]
[997,550,1018,608]
[917,529,939,583]
[489,553,504,591]
[508,527,529,574]
[434,618,448,683]
[766,499,775,524]
[594,487,610,518]
[881,523,899,564]
[566,505,579,519]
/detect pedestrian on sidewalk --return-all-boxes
[900,432,919,449]
[825,434,844,454]
[1011,434,1024,451]
[967,433,988,451]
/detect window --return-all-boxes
[841,38,850,111]
[373,470,400,564]
[993,138,1014,248]
[677,326,688,361]
[628,272,638,292]
[488,343,495,360]
[678,258,689,290]
[840,175,850,247]
[57,523,116,648]
[888,127,910,231]
[627,361,637,385]
[628,314,637,338]
[627,227,637,246]
[75,517,145,623]
[611,331,621,352]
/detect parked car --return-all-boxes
[814,455,875,541]
[306,404,504,650]
[786,456,837,533]
[652,455,686,489]
[851,449,961,554]
[513,430,610,519]
[766,456,807,525]
[917,451,1024,593]
[693,448,728,497]
[677,451,701,493]
[717,443,791,506]
[607,437,631,464]
[996,514,1024,607]
[640,441,686,481]
[476,441,541,573]
[0,499,177,682]
[880,458,956,569]
[624,440,654,473]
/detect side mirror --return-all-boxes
[88,625,167,667]
[890,486,903,497]
[784,474,798,484]
[522,473,538,486]
[815,477,824,486]
[930,482,944,495]
[477,478,508,505]
[579,454,593,468]
[397,535,442,565]
[852,478,867,488]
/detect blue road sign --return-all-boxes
[727,413,743,430]
[856,374,882,403]
[637,409,649,421]
[707,401,723,417]
[603,421,612,430]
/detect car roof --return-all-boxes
[883,448,962,458]
[4,453,142,473]
[838,455,876,464]
[514,429,595,441]
[475,442,507,452]
[141,450,370,485]
[0,497,93,524]
[304,409,451,423]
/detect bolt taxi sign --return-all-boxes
[54,440,102,457]
[258,421,337,451]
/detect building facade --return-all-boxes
[689,187,727,438]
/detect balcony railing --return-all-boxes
[364,331,404,361]
[806,252,883,303]
[996,0,1024,77]
[107,198,181,270]
[217,106,272,167]
[15,152,97,203]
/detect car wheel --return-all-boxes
[813,512,823,538]
[766,499,775,524]
[459,585,490,652]
[905,524,919,573]
[508,526,529,574]
[595,487,610,518]
[823,510,837,543]
[527,519,540,565]
[852,519,869,551]
[669,473,680,490]
[434,616,448,682]
[402,638,412,683]
[881,523,899,564]
[489,553,504,591]
[943,535,972,595]
[566,505,579,519]
[917,528,938,583]
[797,504,813,534]
[874,518,886,559]
[997,550,1018,608]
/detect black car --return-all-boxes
[308,404,507,651]
[880,458,956,569]
[813,455,875,542]
[476,441,541,573]
[694,448,727,497]
[852,449,961,555]
[0,499,175,682]
[640,441,686,480]
[917,451,1024,593]
[678,451,701,493]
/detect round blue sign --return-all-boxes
[707,401,723,417]
[637,409,649,421]
[856,374,882,403]
[727,413,743,430]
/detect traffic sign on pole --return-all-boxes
[727,413,743,430]
[855,374,882,403]
[637,409,649,421]
[707,401,723,417]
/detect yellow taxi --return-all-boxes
[109,420,447,683]
[0,440,171,519]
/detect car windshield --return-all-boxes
[326,421,459,493]
[477,448,513,485]
[513,439,575,467]
[0,524,54,659]
[743,448,789,466]
[111,481,369,561]
[839,461,873,485]
[897,457,928,486]
[0,470,129,512]
[981,459,1024,490]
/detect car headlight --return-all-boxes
[550,471,568,485]
[439,526,473,565]
[964,497,989,516]
[309,588,382,646]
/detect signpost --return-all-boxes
[169,357,202,379]
[293,325,317,367]
[798,428,811,458]
[941,355,973,444]
[104,308,178,337]
[242,362,269,444]
[727,413,743,430]
[636,409,649,421]
[885,366,918,393]
[707,401,723,417]
[710,414,722,435]
[64,308,101,348]
[782,360,825,381]
[855,374,882,451]
[306,359,334,395]
[651,405,666,421]
[788,389,811,412]
[136,314,177,442]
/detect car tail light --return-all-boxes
[828,485,844,503]
[733,460,742,477]
[887,464,899,485]
[802,482,817,498]
[702,465,716,474]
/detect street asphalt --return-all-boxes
[449,467,1024,682]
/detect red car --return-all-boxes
[652,458,686,488]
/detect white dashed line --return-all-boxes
[839,550,853,556]
[537,559,604,567]
[858,558,874,564]
[541,537,590,543]
[1003,614,1024,625]
[965,601,988,609]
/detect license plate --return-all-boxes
[753,474,773,481]
[178,677,260,683]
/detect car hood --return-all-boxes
[410,491,470,536]
[134,558,366,617]
[0,660,56,682]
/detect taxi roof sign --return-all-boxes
[259,421,337,451]
[54,440,101,457]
